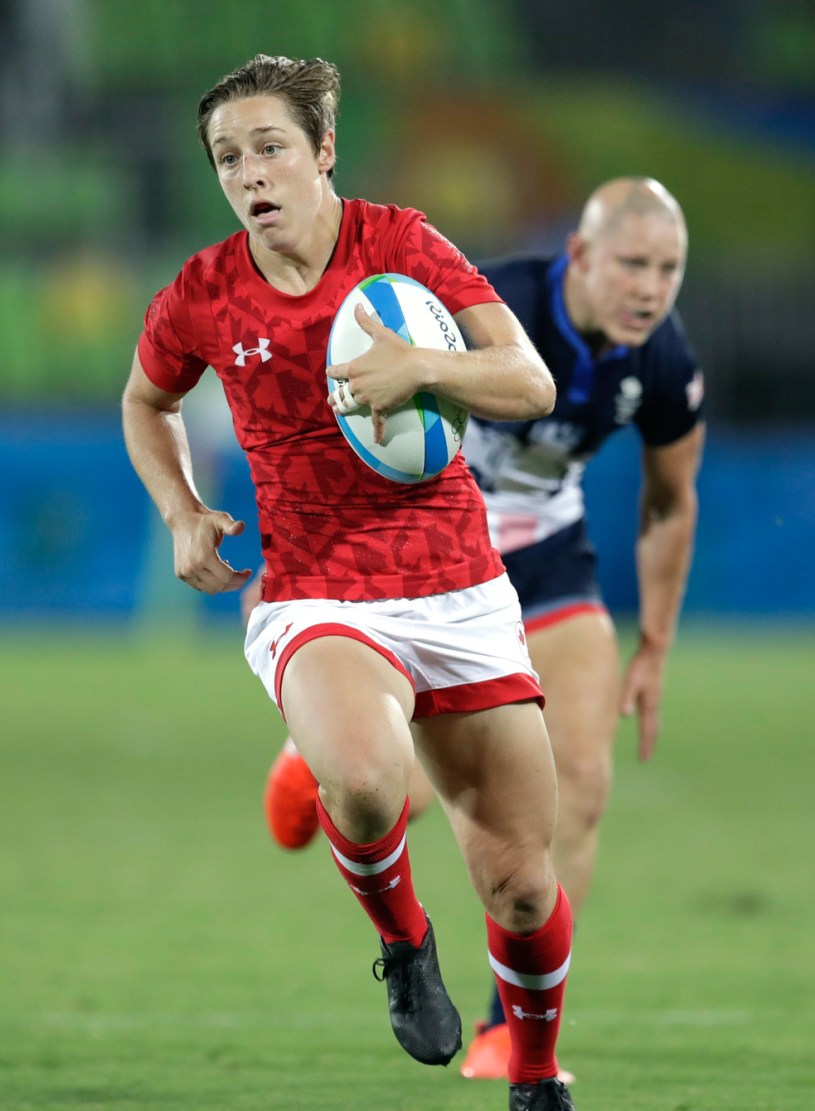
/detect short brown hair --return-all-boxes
[197,54,341,176]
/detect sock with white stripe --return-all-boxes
[316,796,427,946]
[486,884,573,1083]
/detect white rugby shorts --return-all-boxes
[244,573,543,720]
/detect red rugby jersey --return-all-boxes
[138,198,505,602]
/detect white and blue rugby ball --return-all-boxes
[327,273,469,484]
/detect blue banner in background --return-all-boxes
[0,413,813,623]
[0,412,152,620]
[583,424,815,617]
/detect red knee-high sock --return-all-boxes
[316,796,427,946]
[486,885,573,1083]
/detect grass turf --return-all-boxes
[1,623,812,1110]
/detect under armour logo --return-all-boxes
[233,338,272,366]
[270,623,293,659]
[512,1004,559,1022]
[349,877,402,896]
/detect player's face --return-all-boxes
[577,212,687,348]
[207,94,336,258]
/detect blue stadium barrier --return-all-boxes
[583,424,815,617]
[1,413,813,621]
[0,411,151,620]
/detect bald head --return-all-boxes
[564,177,688,350]
[578,177,685,243]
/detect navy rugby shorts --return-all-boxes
[501,519,608,634]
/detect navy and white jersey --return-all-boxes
[464,253,704,555]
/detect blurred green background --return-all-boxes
[2,0,814,417]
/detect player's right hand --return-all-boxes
[170,509,253,594]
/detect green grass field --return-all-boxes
[1,623,813,1110]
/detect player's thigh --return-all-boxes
[282,635,416,790]
[414,700,558,854]
[530,612,620,777]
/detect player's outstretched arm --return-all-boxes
[122,348,252,595]
[621,422,705,760]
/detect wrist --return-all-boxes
[163,501,207,531]
[638,628,672,655]
[416,347,447,394]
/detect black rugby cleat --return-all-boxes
[372,915,462,1065]
[509,1076,577,1110]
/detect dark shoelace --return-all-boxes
[372,951,416,1010]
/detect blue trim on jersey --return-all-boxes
[547,254,629,404]
[468,251,703,502]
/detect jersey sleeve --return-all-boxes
[387,210,503,315]
[635,313,705,447]
[137,268,208,394]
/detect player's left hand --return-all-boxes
[327,304,421,444]
[619,642,668,761]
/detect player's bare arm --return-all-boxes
[621,422,705,758]
[122,351,252,595]
[327,300,555,428]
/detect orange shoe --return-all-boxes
[460,1022,510,1079]
[264,739,320,849]
[460,1022,576,1085]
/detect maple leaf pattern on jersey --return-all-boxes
[138,199,504,602]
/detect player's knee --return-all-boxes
[557,753,612,830]
[319,753,412,836]
[486,860,556,933]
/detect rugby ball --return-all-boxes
[326,273,469,483]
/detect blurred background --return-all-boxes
[1,0,814,628]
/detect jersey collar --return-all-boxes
[548,254,629,403]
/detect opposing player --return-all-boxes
[122,54,575,1111]
[262,176,705,1082]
